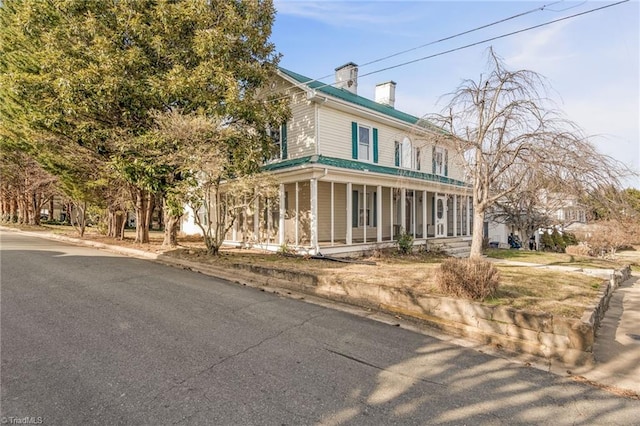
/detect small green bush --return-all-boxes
[436,258,500,301]
[563,232,578,246]
[397,230,414,255]
[540,231,554,252]
[551,229,566,252]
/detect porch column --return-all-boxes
[295,182,299,246]
[422,190,427,239]
[363,185,367,243]
[232,218,238,242]
[377,185,382,242]
[242,196,248,245]
[466,196,471,237]
[412,190,416,238]
[346,182,353,245]
[330,182,335,246]
[278,184,285,245]
[228,193,237,241]
[389,188,394,240]
[400,188,406,233]
[267,198,272,244]
[453,195,458,237]
[253,190,259,241]
[310,178,318,253]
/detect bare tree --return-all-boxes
[490,166,552,245]
[0,149,58,225]
[433,48,626,258]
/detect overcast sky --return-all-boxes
[271,0,639,187]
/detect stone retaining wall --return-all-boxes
[156,252,631,367]
[310,266,631,366]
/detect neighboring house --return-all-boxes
[486,193,587,248]
[182,63,474,255]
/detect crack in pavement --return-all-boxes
[142,311,327,408]
[324,348,445,387]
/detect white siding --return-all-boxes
[271,77,316,160]
[288,91,316,159]
[317,106,354,159]
[316,105,467,182]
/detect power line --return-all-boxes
[359,0,630,78]
[287,1,566,88]
[268,0,629,103]
[357,0,566,69]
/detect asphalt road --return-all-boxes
[1,231,638,425]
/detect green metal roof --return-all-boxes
[262,155,468,188]
[279,67,442,132]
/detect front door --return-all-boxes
[435,194,447,237]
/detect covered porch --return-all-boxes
[225,166,473,255]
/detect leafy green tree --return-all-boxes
[0,0,287,243]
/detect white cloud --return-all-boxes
[503,20,576,72]
[274,0,420,29]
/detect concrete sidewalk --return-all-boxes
[574,272,640,395]
[491,255,640,395]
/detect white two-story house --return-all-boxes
[182,63,474,255]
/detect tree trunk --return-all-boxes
[71,201,87,237]
[162,199,179,247]
[49,197,55,222]
[135,189,151,243]
[469,207,486,258]
[108,208,126,239]
[0,184,7,221]
[65,203,72,225]
[18,194,28,224]
[10,195,18,222]
[32,192,41,225]
[162,214,179,247]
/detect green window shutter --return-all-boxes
[432,146,436,174]
[352,190,359,227]
[444,149,448,177]
[281,122,288,159]
[394,142,400,167]
[373,191,377,227]
[373,128,379,163]
[351,122,358,159]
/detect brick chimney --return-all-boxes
[375,81,396,108]
[335,62,358,95]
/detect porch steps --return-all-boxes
[428,237,471,258]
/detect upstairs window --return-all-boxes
[395,138,421,170]
[358,125,370,161]
[351,122,378,163]
[267,123,287,161]
[432,146,448,176]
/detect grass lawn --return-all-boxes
[3,223,624,319]
[485,248,625,269]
